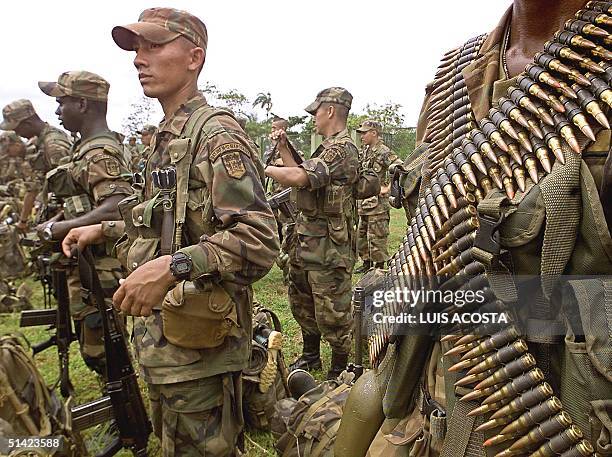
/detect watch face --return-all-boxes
[176,263,190,274]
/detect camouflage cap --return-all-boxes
[138,124,157,134]
[305,87,353,115]
[356,119,383,133]
[112,7,207,51]
[0,99,36,130]
[38,71,110,102]
[0,131,22,144]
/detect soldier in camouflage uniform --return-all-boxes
[265,87,359,380]
[132,124,156,172]
[37,71,133,378]
[265,116,302,284]
[0,99,72,232]
[354,119,402,273]
[125,135,138,168]
[63,8,279,455]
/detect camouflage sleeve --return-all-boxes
[43,131,72,168]
[178,122,280,283]
[387,150,403,176]
[76,149,133,204]
[299,143,358,190]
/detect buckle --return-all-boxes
[473,213,505,256]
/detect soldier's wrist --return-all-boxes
[177,244,219,280]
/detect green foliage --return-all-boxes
[365,102,405,131]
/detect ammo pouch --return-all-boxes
[46,165,80,198]
[355,167,381,200]
[389,167,406,209]
[161,279,238,350]
[63,194,93,219]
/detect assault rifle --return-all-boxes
[346,287,365,380]
[19,239,76,398]
[72,247,151,457]
[267,187,296,223]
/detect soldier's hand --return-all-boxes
[62,224,104,257]
[380,184,391,197]
[112,255,176,317]
[270,129,288,148]
[16,220,28,233]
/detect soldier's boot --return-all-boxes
[354,260,372,274]
[289,334,322,372]
[327,351,349,380]
[374,262,387,270]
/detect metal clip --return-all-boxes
[473,212,505,256]
[151,167,177,190]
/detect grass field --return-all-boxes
[0,208,408,456]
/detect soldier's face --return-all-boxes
[141,131,153,145]
[133,36,204,100]
[313,105,331,135]
[271,121,286,135]
[360,130,376,146]
[55,96,82,134]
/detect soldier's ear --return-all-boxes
[79,98,88,114]
[328,105,335,119]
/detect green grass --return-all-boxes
[0,209,407,456]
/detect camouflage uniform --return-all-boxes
[111,9,280,455]
[355,120,401,266]
[39,71,133,376]
[288,88,359,358]
[0,99,72,196]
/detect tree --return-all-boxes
[253,92,273,117]
[364,102,405,132]
[121,96,156,139]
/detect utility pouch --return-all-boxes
[63,194,92,220]
[162,280,238,349]
[293,187,317,216]
[355,168,381,200]
[323,184,345,215]
[389,167,406,209]
[46,165,80,198]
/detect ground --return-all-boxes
[0,208,407,456]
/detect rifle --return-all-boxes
[74,247,151,457]
[19,242,76,398]
[264,137,303,193]
[267,187,296,223]
[346,287,365,380]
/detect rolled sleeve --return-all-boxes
[299,157,331,190]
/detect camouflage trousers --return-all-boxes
[357,213,390,263]
[276,222,297,284]
[288,266,353,354]
[149,373,244,457]
[67,256,122,378]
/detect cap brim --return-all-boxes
[356,127,370,133]
[304,101,320,115]
[38,81,68,98]
[0,119,19,130]
[112,23,180,50]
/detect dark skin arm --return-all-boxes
[16,190,36,232]
[264,130,309,187]
[36,194,125,241]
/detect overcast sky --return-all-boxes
[0,1,510,135]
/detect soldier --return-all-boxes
[0,99,71,232]
[354,119,401,273]
[337,1,612,456]
[37,70,133,378]
[265,116,302,284]
[63,8,279,455]
[125,135,138,166]
[265,87,359,380]
[131,124,156,173]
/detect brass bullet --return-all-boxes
[573,83,610,129]
[530,424,583,457]
[565,18,609,38]
[517,130,534,153]
[509,411,573,453]
[558,440,593,457]
[541,124,566,164]
[480,176,494,195]
[454,366,497,387]
[462,139,488,176]
[480,117,511,152]
[499,396,564,436]
[490,383,554,420]
[511,163,527,192]
[445,159,468,197]
[437,171,458,209]
[591,44,612,60]
[499,97,532,131]
[461,326,521,360]
[553,30,597,50]
[490,108,520,140]
[483,368,545,405]
[469,129,498,163]
[467,398,511,417]
[559,95,597,141]
[576,8,612,28]
[434,231,477,264]
[507,141,523,165]
[548,94,567,113]
[525,63,562,90]
[475,353,537,390]
[483,433,516,448]
[517,75,552,105]
[456,333,484,347]
[441,334,462,343]
[467,340,528,376]
[460,384,500,403]
[489,165,504,189]
[530,134,553,173]
[553,113,582,154]
[476,415,518,433]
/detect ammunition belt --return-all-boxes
[369,2,612,456]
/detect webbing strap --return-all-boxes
[439,400,483,457]
[310,421,341,457]
[293,383,350,437]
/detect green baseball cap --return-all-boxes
[0,99,36,130]
[112,7,208,51]
[305,87,353,115]
[356,119,383,133]
[138,124,157,134]
[38,71,110,102]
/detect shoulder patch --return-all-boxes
[209,142,249,163]
[221,151,246,179]
[105,158,121,176]
[321,145,346,164]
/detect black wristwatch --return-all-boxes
[169,251,193,281]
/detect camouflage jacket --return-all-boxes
[357,141,401,216]
[291,128,359,271]
[119,92,279,384]
[30,123,72,191]
[46,131,133,219]
[0,154,35,191]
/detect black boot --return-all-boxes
[326,351,349,380]
[289,334,322,372]
[354,260,372,274]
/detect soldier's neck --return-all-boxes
[29,118,46,137]
[79,118,110,142]
[507,0,586,77]
[159,83,199,119]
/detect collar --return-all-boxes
[158,91,208,137]
[462,6,512,121]
[321,128,350,148]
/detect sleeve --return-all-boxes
[178,126,280,283]
[299,143,354,190]
[43,132,72,168]
[83,149,133,204]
